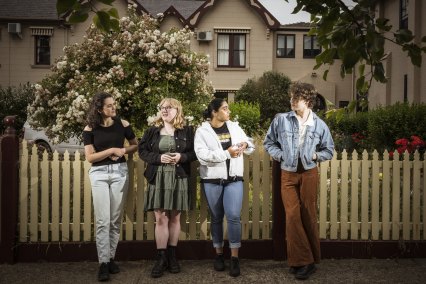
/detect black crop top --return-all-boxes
[82,119,136,166]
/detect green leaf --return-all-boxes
[358,64,365,77]
[375,18,392,32]
[342,51,360,69]
[394,29,414,44]
[403,43,422,67]
[94,11,111,32]
[373,63,387,82]
[109,19,120,32]
[68,11,89,24]
[347,100,357,113]
[56,0,77,15]
[336,109,345,122]
[97,0,115,6]
[322,69,329,81]
[107,8,119,19]
[356,76,365,91]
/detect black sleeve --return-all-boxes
[82,130,93,146]
[138,127,162,165]
[179,126,197,163]
[124,125,136,141]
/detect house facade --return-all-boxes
[367,0,426,106]
[0,0,424,108]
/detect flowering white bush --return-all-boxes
[28,5,213,143]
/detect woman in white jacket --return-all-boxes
[194,98,254,277]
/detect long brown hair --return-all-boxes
[86,92,114,129]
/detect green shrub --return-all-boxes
[326,102,426,153]
[236,71,292,127]
[0,83,34,134]
[229,101,261,137]
[367,103,426,151]
[325,111,370,152]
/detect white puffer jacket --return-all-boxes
[194,121,255,179]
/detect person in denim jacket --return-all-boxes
[264,82,334,280]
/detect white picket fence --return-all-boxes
[18,140,425,243]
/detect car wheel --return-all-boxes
[36,141,52,159]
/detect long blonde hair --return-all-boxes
[154,98,186,129]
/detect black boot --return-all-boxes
[167,245,181,273]
[98,262,110,281]
[151,249,168,278]
[229,256,240,277]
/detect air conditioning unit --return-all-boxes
[8,23,21,34]
[197,31,212,41]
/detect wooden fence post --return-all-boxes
[272,160,286,260]
[0,116,20,263]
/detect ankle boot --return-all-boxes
[151,249,168,278]
[167,245,181,273]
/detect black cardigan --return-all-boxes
[138,125,196,184]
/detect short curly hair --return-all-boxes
[290,82,317,109]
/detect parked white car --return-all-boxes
[23,121,84,155]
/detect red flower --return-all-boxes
[395,138,408,146]
[411,135,425,147]
[393,136,425,155]
[351,132,365,144]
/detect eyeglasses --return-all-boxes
[158,105,175,111]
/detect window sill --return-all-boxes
[214,67,249,71]
[31,64,52,69]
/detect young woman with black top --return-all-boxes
[194,98,254,277]
[138,98,196,278]
[83,92,138,281]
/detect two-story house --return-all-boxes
[0,0,424,108]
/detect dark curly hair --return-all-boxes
[290,82,317,109]
[86,92,115,129]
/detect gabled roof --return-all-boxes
[135,0,281,29]
[278,22,312,31]
[0,0,61,21]
[135,0,204,19]
[281,22,312,28]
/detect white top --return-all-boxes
[298,109,314,148]
[194,121,255,179]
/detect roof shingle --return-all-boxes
[0,0,60,21]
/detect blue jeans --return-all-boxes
[89,162,129,263]
[202,181,243,249]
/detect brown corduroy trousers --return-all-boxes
[281,167,320,267]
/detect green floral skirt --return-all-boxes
[144,164,191,211]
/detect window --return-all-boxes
[217,34,246,68]
[339,101,349,108]
[303,35,321,58]
[214,92,228,100]
[277,34,295,58]
[35,35,50,65]
[400,0,408,29]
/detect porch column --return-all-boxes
[0,116,20,263]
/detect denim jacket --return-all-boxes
[263,111,334,172]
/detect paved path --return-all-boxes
[1,258,426,283]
